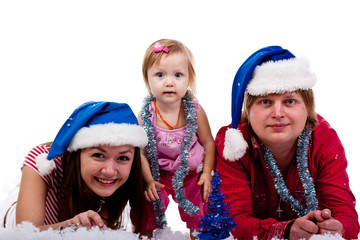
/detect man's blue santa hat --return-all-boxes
[36,101,148,175]
[223,46,317,161]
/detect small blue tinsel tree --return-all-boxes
[197,171,236,240]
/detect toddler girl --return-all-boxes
[138,39,215,238]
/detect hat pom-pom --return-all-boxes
[223,128,248,161]
[35,153,56,176]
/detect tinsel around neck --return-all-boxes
[260,129,318,217]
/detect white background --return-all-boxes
[1,0,359,233]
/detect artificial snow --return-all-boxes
[0,187,357,240]
[0,222,190,240]
[0,222,356,240]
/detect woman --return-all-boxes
[0,101,148,233]
[215,46,359,239]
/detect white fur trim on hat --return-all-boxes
[36,153,56,176]
[223,128,248,161]
[246,57,317,96]
[67,123,148,152]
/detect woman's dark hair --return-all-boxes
[59,147,146,233]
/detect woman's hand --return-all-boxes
[64,210,105,229]
[144,180,165,202]
[197,172,212,202]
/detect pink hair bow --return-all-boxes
[153,42,169,53]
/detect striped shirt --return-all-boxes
[23,144,64,225]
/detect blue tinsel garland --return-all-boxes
[260,129,318,217]
[140,92,200,228]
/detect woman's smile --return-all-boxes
[95,177,118,185]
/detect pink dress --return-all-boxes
[144,99,206,230]
[150,100,204,172]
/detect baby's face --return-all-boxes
[147,52,189,105]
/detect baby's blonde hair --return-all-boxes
[142,39,196,95]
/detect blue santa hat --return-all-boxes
[223,46,317,161]
[36,101,148,175]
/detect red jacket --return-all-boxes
[215,115,359,239]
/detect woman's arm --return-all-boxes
[16,166,76,230]
[196,104,215,201]
[16,166,48,228]
[17,166,105,231]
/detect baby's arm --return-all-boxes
[140,150,164,201]
[196,104,215,201]
[137,114,164,202]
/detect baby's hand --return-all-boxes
[145,180,165,202]
[197,172,212,202]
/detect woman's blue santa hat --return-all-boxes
[223,46,317,161]
[37,101,148,175]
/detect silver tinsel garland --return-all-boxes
[260,129,318,217]
[172,92,200,216]
[140,92,200,228]
[140,94,167,228]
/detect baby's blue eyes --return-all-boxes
[156,73,164,78]
[155,73,183,78]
